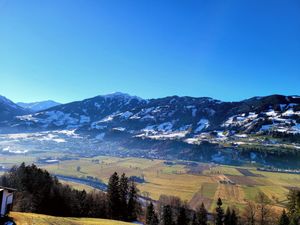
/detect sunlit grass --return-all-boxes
[10,212,135,225]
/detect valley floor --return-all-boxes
[1,153,300,212]
[38,156,298,211]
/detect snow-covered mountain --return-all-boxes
[17,100,61,112]
[12,92,147,130]
[6,93,300,140]
[1,93,300,165]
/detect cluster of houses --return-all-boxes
[257,167,300,174]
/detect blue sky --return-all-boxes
[0,0,299,103]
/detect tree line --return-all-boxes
[145,195,237,225]
[145,190,300,225]
[0,163,140,222]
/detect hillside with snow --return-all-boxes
[6,93,299,138]
[0,93,300,166]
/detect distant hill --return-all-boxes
[17,100,61,112]
[10,212,136,225]
[0,95,29,124]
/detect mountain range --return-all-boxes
[0,92,300,166]
[1,92,299,136]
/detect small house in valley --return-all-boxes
[0,186,15,217]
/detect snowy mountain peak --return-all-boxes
[17,100,61,112]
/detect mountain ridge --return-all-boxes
[17,100,61,112]
[0,92,300,166]
[0,93,297,138]
[0,95,30,122]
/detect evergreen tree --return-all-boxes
[146,202,158,225]
[146,202,155,225]
[119,173,129,220]
[230,209,238,225]
[224,208,231,225]
[286,189,300,225]
[0,163,110,219]
[191,213,198,225]
[107,172,121,220]
[177,207,189,225]
[127,180,140,221]
[151,212,159,225]
[196,203,208,225]
[289,215,300,225]
[215,198,224,225]
[162,205,173,225]
[278,210,290,225]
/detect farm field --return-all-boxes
[38,156,300,211]
[60,180,96,192]
[1,154,300,211]
[10,212,135,225]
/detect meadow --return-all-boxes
[1,153,299,211]
[10,212,135,225]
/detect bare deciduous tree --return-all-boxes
[255,192,272,225]
[243,200,256,225]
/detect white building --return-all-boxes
[0,186,15,217]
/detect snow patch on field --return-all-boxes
[17,111,81,127]
[194,119,209,133]
[136,131,188,140]
[112,127,126,131]
[266,109,277,117]
[2,146,28,154]
[99,115,114,123]
[235,134,248,138]
[43,111,79,126]
[16,114,39,123]
[141,114,155,121]
[283,109,298,117]
[120,111,133,119]
[4,132,68,143]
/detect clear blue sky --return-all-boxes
[0,0,299,103]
